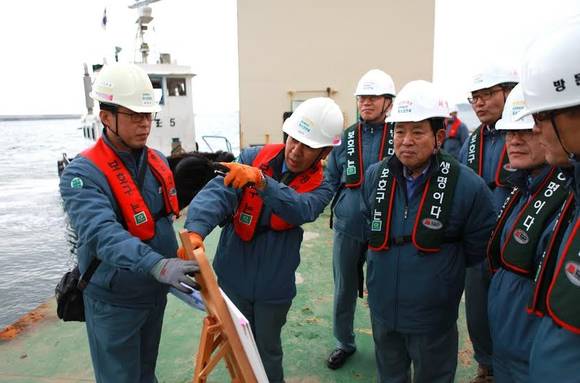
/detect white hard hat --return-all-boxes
[90,63,161,113]
[283,97,344,149]
[387,80,449,123]
[517,17,580,118]
[468,63,519,93]
[354,69,396,97]
[496,84,534,131]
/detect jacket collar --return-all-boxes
[388,152,439,183]
[102,128,145,169]
[507,164,552,194]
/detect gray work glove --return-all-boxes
[151,258,200,293]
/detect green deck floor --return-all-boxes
[0,209,478,382]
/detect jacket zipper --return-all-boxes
[394,189,410,330]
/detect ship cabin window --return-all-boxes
[150,77,164,105]
[167,77,187,97]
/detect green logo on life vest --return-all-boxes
[134,211,148,225]
[240,213,252,225]
[371,220,382,232]
[346,166,356,176]
[70,177,84,189]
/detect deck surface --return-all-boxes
[0,209,478,382]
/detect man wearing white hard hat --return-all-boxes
[442,103,469,159]
[360,80,495,382]
[183,97,344,383]
[515,17,580,383]
[59,63,199,382]
[486,84,569,383]
[459,63,519,383]
[325,68,396,369]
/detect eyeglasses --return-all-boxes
[532,111,552,124]
[116,110,156,123]
[532,104,580,124]
[357,95,383,103]
[505,129,534,140]
[467,87,503,104]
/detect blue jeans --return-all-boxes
[84,294,167,383]
[332,231,366,352]
[222,287,292,383]
[372,318,458,383]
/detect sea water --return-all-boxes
[0,115,239,328]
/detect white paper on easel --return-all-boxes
[220,289,269,383]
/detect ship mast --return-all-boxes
[131,0,161,63]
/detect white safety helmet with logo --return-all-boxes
[354,69,397,97]
[516,17,580,118]
[282,97,344,149]
[387,80,450,123]
[496,84,534,131]
[90,63,161,113]
[468,63,520,93]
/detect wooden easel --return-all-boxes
[179,230,258,383]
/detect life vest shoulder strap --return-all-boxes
[448,118,462,138]
[81,138,178,241]
[233,144,323,241]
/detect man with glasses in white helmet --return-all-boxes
[486,84,569,382]
[181,97,344,383]
[459,63,519,383]
[360,80,495,382]
[515,18,580,383]
[325,69,396,369]
[59,63,200,383]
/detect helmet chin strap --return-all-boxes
[430,120,442,153]
[362,97,389,124]
[379,97,391,122]
[550,114,577,161]
[104,114,132,150]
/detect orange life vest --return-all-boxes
[82,138,179,241]
[233,144,323,241]
[447,118,462,139]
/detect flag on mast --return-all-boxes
[101,8,107,30]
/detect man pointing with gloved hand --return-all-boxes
[221,162,266,189]
[183,97,344,383]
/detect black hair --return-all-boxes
[500,82,518,91]
[99,102,118,112]
[429,118,446,135]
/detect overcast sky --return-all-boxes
[1,0,579,116]
[433,0,580,105]
[0,0,238,115]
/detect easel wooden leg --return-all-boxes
[193,316,215,383]
[180,234,258,383]
[193,316,242,382]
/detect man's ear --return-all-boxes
[319,146,333,160]
[99,110,113,128]
[385,97,394,114]
[435,129,446,150]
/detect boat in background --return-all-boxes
[59,0,234,209]
[80,2,198,157]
